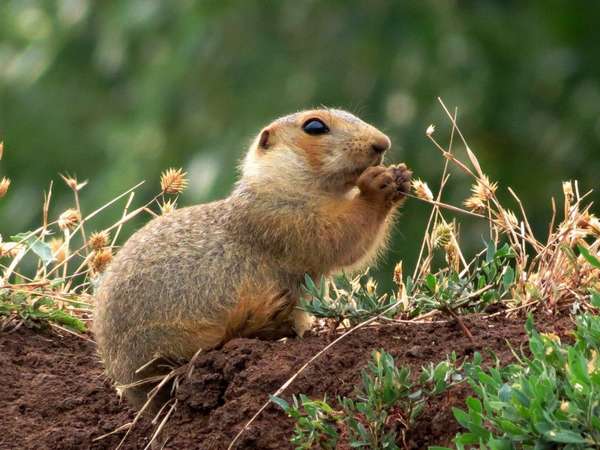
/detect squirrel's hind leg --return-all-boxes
[223,281,299,341]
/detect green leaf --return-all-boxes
[578,244,600,269]
[410,402,425,423]
[10,232,55,265]
[543,430,587,444]
[486,240,496,263]
[270,395,290,412]
[10,231,34,242]
[304,274,318,295]
[487,438,513,450]
[425,274,437,292]
[498,383,512,402]
[32,297,54,310]
[31,240,54,265]
[567,347,590,386]
[454,432,481,445]
[511,388,530,407]
[452,407,471,428]
[502,267,515,290]
[466,397,483,414]
[48,310,87,332]
[591,290,600,308]
[498,419,527,435]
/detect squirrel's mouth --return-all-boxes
[336,154,385,191]
[373,154,384,166]
[342,156,383,185]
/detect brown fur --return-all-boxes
[93,108,412,411]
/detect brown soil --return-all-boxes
[0,313,575,450]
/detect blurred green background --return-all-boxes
[1,0,599,289]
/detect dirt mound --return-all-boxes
[0,314,575,450]
[0,326,151,450]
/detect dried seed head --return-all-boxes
[160,198,177,215]
[49,238,66,263]
[562,181,574,204]
[564,220,589,241]
[473,174,498,202]
[445,240,461,272]
[58,208,81,231]
[589,216,600,236]
[365,278,377,295]
[90,248,112,273]
[373,350,382,364]
[60,174,88,192]
[160,168,188,194]
[426,124,435,137]
[463,196,486,212]
[541,332,561,343]
[503,209,519,228]
[578,213,600,236]
[88,231,110,250]
[0,177,11,198]
[463,175,497,213]
[411,178,434,201]
[432,221,455,249]
[393,261,403,286]
[495,209,519,230]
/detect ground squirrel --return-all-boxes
[93,108,412,410]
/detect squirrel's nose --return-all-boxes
[371,134,391,154]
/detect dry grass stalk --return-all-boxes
[408,98,599,314]
[0,152,184,334]
[58,209,81,231]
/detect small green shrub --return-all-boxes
[0,289,86,332]
[300,271,399,328]
[272,350,462,449]
[0,233,87,332]
[446,314,600,449]
[409,241,516,316]
[300,242,516,331]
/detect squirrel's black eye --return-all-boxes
[302,118,330,135]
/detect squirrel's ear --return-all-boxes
[258,128,271,150]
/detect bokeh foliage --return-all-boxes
[1,0,599,289]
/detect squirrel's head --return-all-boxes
[241,108,391,193]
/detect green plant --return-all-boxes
[446,314,600,449]
[0,289,86,332]
[409,241,516,317]
[272,350,462,449]
[0,232,88,332]
[300,242,516,339]
[300,271,400,328]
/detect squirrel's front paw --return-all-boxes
[357,164,412,206]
